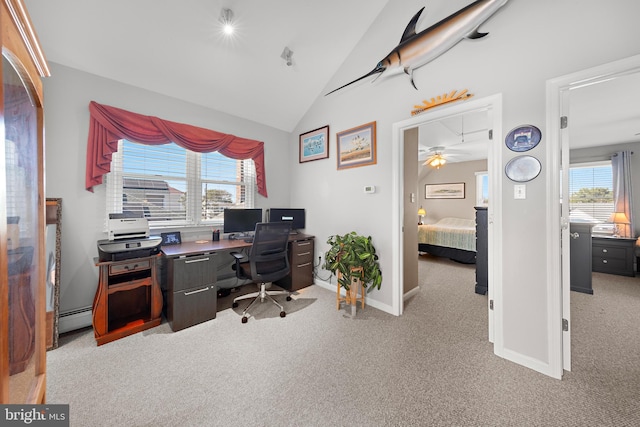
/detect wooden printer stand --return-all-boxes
[92,255,162,345]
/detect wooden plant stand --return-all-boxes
[336,267,365,312]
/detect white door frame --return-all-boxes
[391,94,503,347]
[546,53,640,375]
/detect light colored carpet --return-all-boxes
[46,255,640,426]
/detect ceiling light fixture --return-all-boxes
[280,47,294,66]
[220,8,235,35]
[427,153,447,169]
[423,147,447,169]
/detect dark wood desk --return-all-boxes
[160,238,255,257]
[161,234,314,331]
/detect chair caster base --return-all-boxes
[286,296,292,301]
[280,311,286,318]
[241,316,248,324]
[232,302,239,308]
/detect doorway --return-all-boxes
[547,53,640,373]
[391,94,503,346]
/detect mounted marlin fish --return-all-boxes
[326,0,509,95]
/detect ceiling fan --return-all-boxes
[422,146,449,168]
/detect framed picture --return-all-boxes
[160,231,182,246]
[505,125,542,152]
[425,182,465,199]
[336,121,377,170]
[299,125,329,163]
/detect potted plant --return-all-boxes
[323,232,382,306]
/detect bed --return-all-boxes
[418,217,476,264]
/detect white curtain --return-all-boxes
[611,150,634,238]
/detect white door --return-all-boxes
[560,89,571,371]
[547,53,640,375]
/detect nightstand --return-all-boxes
[591,236,636,277]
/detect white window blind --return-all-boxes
[106,140,255,227]
[568,161,614,223]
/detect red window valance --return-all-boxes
[85,101,268,197]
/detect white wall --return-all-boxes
[43,63,292,317]
[290,0,640,372]
[419,159,487,223]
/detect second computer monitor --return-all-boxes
[268,208,305,232]
[223,208,263,234]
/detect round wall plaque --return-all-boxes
[505,155,541,182]
[505,125,542,152]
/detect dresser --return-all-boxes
[569,222,593,294]
[591,236,636,277]
[474,207,488,295]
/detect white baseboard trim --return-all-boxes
[403,286,420,301]
[313,279,394,315]
[58,307,93,333]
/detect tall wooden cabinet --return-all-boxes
[0,0,50,404]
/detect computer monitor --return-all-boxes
[268,208,305,232]
[223,208,262,235]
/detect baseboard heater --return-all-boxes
[58,306,93,334]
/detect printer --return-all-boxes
[97,214,162,262]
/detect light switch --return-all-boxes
[514,184,526,199]
[364,185,376,194]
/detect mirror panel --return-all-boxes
[4,54,40,402]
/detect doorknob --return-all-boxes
[570,232,579,239]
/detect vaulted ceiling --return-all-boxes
[25,0,640,152]
[25,0,390,132]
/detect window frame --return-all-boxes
[105,140,256,229]
[568,160,614,232]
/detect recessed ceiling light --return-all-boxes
[220,8,234,36]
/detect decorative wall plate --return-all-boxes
[505,125,541,152]
[505,155,541,182]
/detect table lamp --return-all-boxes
[418,207,426,225]
[608,211,629,237]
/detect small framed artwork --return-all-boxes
[299,125,329,163]
[160,231,182,246]
[336,121,377,170]
[425,182,465,199]
[505,125,542,152]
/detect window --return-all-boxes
[475,171,488,206]
[106,140,255,227]
[568,161,614,231]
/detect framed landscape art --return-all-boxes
[425,182,465,199]
[299,125,329,163]
[336,121,377,170]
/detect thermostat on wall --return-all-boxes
[364,185,376,194]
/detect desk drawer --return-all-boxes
[168,285,217,331]
[172,253,217,292]
[109,259,151,275]
[290,239,313,256]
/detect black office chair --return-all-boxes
[231,222,292,323]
